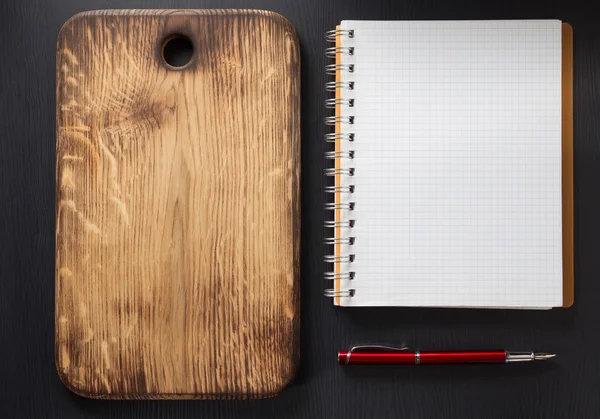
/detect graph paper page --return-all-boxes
[336,20,563,307]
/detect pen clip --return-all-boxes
[345,344,409,364]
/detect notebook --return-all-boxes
[324,20,574,309]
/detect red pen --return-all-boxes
[338,345,556,365]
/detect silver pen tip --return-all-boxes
[534,353,556,361]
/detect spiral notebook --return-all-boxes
[324,20,574,308]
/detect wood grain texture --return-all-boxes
[4,0,600,418]
[55,9,300,399]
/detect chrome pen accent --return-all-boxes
[505,352,556,363]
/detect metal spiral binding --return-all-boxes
[325,98,354,109]
[324,220,355,228]
[325,151,354,159]
[324,202,355,210]
[325,81,354,92]
[324,237,355,245]
[325,64,354,75]
[325,185,354,193]
[324,272,355,280]
[324,289,355,298]
[324,168,354,177]
[324,27,356,300]
[325,46,354,58]
[324,255,355,263]
[325,133,354,143]
[325,29,354,42]
[324,115,354,125]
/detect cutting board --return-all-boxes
[55,9,300,399]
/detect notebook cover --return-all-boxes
[55,9,300,399]
[562,22,574,307]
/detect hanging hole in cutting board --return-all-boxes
[161,34,194,68]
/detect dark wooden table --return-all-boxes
[1,0,598,418]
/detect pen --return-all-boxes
[338,345,556,365]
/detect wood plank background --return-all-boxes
[2,0,600,417]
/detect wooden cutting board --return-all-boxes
[55,9,300,399]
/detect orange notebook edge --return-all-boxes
[562,22,574,307]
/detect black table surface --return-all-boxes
[1,0,599,418]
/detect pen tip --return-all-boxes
[534,353,556,361]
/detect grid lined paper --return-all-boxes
[336,20,563,308]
